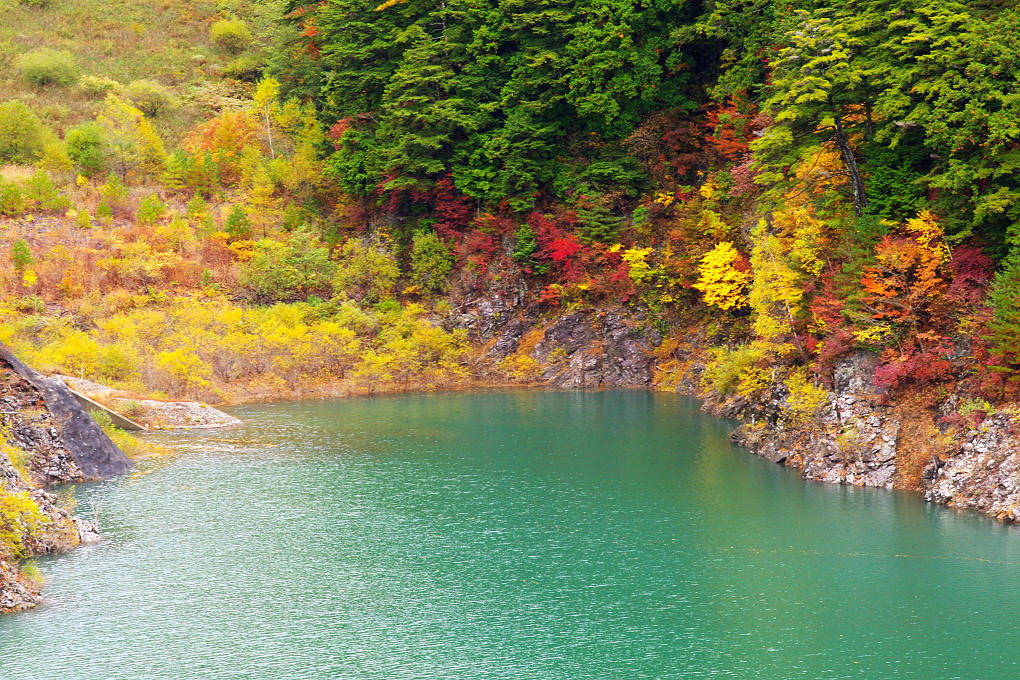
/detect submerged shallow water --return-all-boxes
[2,390,1020,679]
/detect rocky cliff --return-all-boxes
[455,293,1020,525]
[923,412,1020,523]
[668,342,1020,525]
[721,351,902,489]
[459,298,663,389]
[1,343,131,613]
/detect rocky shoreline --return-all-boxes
[6,300,1020,613]
[0,341,250,613]
[0,345,129,612]
[460,297,1020,526]
[666,342,1020,525]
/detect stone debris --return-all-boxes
[56,375,242,430]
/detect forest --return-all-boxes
[1,0,1019,415]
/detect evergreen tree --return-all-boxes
[988,250,1020,368]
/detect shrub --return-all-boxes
[65,121,106,177]
[702,344,764,396]
[0,100,49,164]
[137,194,167,225]
[410,230,455,294]
[334,237,400,303]
[210,19,253,54]
[0,487,47,560]
[238,231,337,302]
[784,369,830,426]
[65,122,103,159]
[125,80,175,117]
[224,204,252,240]
[79,75,122,99]
[23,169,69,211]
[222,56,262,82]
[37,141,74,175]
[11,239,33,274]
[0,179,26,216]
[19,48,78,87]
[75,209,92,230]
[100,173,130,207]
[121,399,144,418]
[95,198,113,224]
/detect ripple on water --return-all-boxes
[3,391,1020,679]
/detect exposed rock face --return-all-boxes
[452,255,530,344]
[1,344,132,479]
[2,361,85,487]
[697,347,1020,521]
[728,399,900,490]
[700,350,900,490]
[455,295,522,343]
[0,558,40,612]
[924,414,1020,523]
[810,394,899,488]
[1,344,125,613]
[532,307,662,388]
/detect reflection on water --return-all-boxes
[2,390,1020,679]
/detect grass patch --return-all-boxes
[89,408,169,459]
[0,0,285,140]
[0,431,35,478]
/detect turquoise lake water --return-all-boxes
[2,390,1020,679]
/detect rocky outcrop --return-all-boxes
[1,345,126,613]
[452,255,530,344]
[924,413,1020,522]
[694,350,901,489]
[688,345,1020,523]
[1,345,132,479]
[456,298,663,388]
[532,307,662,388]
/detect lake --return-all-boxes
[2,390,1020,679]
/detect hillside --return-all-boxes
[4,0,1020,600]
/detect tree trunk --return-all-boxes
[833,115,868,217]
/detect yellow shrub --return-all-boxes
[702,344,763,396]
[622,247,655,286]
[785,369,830,426]
[0,488,48,560]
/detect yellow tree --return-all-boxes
[246,166,281,238]
[748,206,827,350]
[252,77,281,159]
[96,95,166,182]
[693,242,751,310]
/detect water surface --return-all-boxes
[2,390,1020,679]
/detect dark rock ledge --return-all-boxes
[1,342,132,613]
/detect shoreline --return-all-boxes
[6,318,1020,613]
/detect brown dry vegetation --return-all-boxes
[892,392,957,490]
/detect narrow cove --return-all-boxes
[2,390,1020,679]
